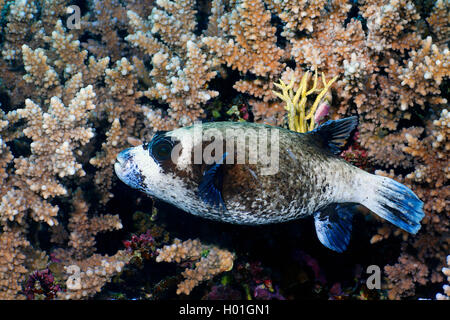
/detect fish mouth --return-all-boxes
[114,161,124,177]
[114,157,144,191]
[114,148,134,180]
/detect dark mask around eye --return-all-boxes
[146,131,174,164]
[152,140,172,161]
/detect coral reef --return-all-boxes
[1,87,96,227]
[0,229,30,299]
[126,0,219,130]
[156,239,234,295]
[384,253,429,300]
[0,0,448,300]
[203,0,285,102]
[436,255,450,300]
[376,107,449,298]
[51,190,129,300]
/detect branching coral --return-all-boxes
[362,0,421,52]
[377,108,449,298]
[21,20,110,106]
[250,99,285,126]
[0,229,30,299]
[0,0,69,108]
[21,45,62,103]
[0,0,448,300]
[0,0,69,62]
[399,36,449,99]
[56,251,129,300]
[50,191,129,299]
[81,0,139,61]
[203,0,285,102]
[19,17,145,202]
[267,0,328,35]
[0,84,129,299]
[89,118,127,203]
[156,239,234,295]
[384,253,429,300]
[427,0,450,41]
[0,7,138,298]
[1,86,96,227]
[90,57,144,203]
[0,115,14,185]
[126,0,219,130]
[66,190,123,260]
[436,255,450,300]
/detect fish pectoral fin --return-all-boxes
[308,116,358,154]
[198,153,227,211]
[313,203,355,253]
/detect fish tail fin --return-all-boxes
[361,174,425,234]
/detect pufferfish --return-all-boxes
[114,117,424,252]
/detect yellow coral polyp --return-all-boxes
[272,70,337,133]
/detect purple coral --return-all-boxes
[123,230,157,260]
[239,103,250,121]
[234,261,285,300]
[254,283,286,300]
[24,269,61,300]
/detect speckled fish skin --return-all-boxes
[116,119,425,252]
[114,121,369,225]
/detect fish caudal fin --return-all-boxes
[361,174,425,234]
[314,203,355,253]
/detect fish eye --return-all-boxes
[150,138,173,163]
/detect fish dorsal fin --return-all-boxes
[314,203,355,253]
[308,116,358,154]
[198,153,227,211]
